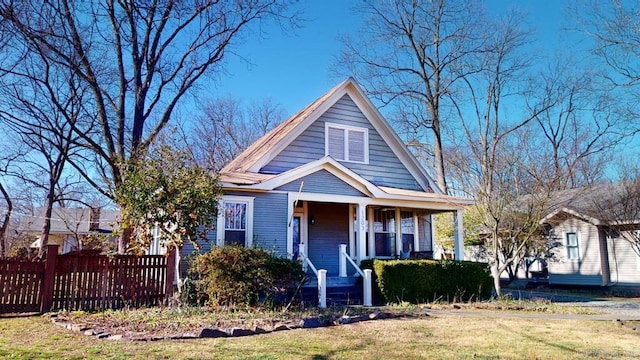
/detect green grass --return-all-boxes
[1,309,639,359]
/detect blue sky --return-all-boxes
[210,0,575,117]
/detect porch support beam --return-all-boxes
[395,208,402,256]
[454,209,465,260]
[357,203,367,263]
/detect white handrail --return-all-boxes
[304,257,318,277]
[345,252,365,278]
[339,244,364,277]
[339,244,372,307]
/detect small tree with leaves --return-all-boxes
[115,145,221,254]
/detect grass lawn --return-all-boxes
[1,311,639,359]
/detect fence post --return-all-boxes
[40,244,59,313]
[363,269,372,307]
[165,246,176,301]
[339,244,347,277]
[318,269,327,308]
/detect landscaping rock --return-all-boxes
[84,329,96,336]
[107,334,123,341]
[229,328,254,337]
[253,327,267,334]
[199,328,228,338]
[273,324,291,332]
[71,324,87,332]
[300,317,323,328]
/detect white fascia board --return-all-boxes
[294,191,467,212]
[252,157,384,197]
[246,83,351,173]
[540,207,602,226]
[346,82,441,194]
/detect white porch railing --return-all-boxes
[300,249,326,308]
[339,244,372,307]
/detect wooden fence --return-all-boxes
[0,244,175,314]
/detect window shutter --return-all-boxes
[327,127,345,160]
[348,130,365,162]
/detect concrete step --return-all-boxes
[303,275,360,288]
[300,284,363,306]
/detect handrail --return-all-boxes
[304,257,319,277]
[343,250,365,278]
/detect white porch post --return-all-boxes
[454,209,465,260]
[318,269,327,308]
[339,244,347,277]
[395,208,402,256]
[357,203,367,263]
[363,269,372,307]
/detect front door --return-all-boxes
[293,204,308,261]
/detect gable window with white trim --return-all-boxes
[217,196,254,247]
[325,122,369,164]
[565,232,579,261]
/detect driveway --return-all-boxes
[503,290,640,320]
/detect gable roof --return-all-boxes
[221,78,441,194]
[18,207,120,235]
[541,183,637,226]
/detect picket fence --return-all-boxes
[0,244,175,314]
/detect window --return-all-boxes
[217,196,254,247]
[325,122,368,163]
[566,232,579,261]
[401,211,415,253]
[373,208,396,256]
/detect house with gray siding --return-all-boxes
[541,185,640,287]
[208,78,472,280]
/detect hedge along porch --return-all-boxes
[215,78,472,305]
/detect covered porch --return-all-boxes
[286,191,469,276]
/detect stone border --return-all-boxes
[50,311,424,341]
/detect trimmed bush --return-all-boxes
[189,245,304,307]
[362,259,492,304]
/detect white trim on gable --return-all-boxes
[255,156,385,197]
[540,207,602,226]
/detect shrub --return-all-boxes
[189,245,304,307]
[363,259,492,304]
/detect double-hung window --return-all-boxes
[566,232,579,261]
[217,196,254,247]
[325,122,368,164]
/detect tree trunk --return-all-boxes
[0,182,11,258]
[38,181,57,259]
[491,264,502,298]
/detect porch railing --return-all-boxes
[300,249,326,308]
[339,244,372,307]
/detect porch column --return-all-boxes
[357,203,367,263]
[453,209,465,260]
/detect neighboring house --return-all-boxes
[181,78,472,277]
[541,185,640,287]
[19,207,120,254]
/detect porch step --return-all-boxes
[300,276,363,306]
[300,285,363,306]
[303,275,360,288]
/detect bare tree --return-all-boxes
[188,97,283,171]
[0,0,298,253]
[337,0,488,194]
[574,0,640,90]
[527,56,632,189]
[446,11,558,296]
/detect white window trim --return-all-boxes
[565,232,580,262]
[325,122,369,164]
[216,195,255,247]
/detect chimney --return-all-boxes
[89,207,101,231]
